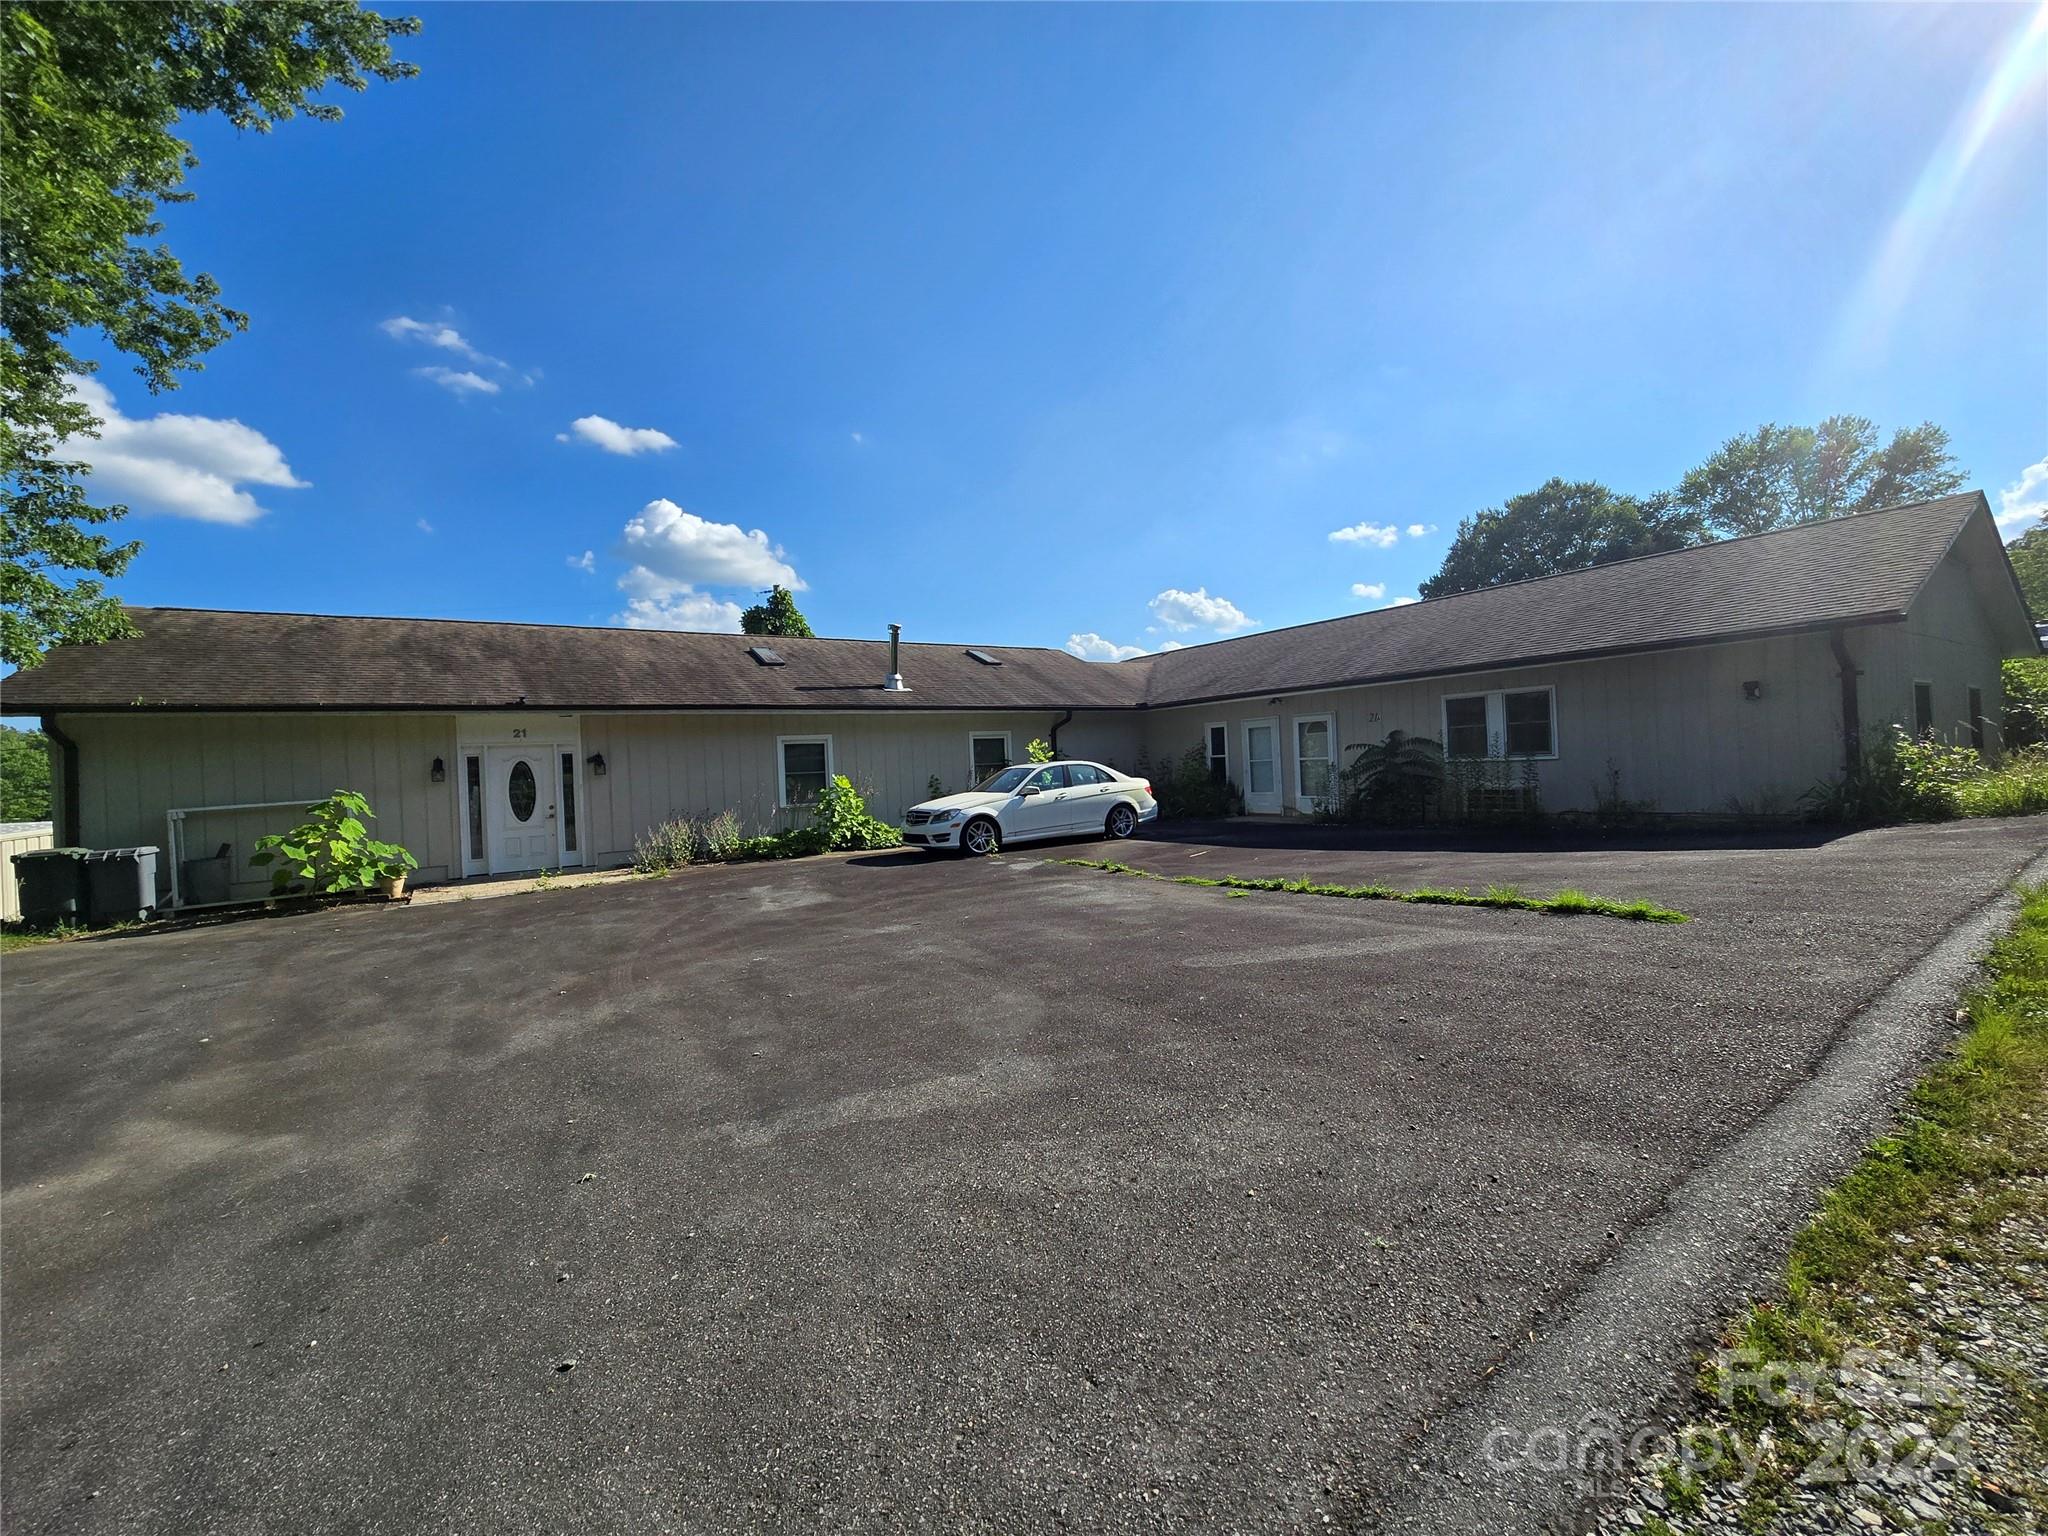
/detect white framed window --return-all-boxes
[1205,722,1228,783]
[968,731,1012,784]
[1292,713,1335,808]
[1441,686,1557,759]
[776,735,834,808]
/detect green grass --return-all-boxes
[1,919,143,951]
[1712,881,2048,1402]
[1053,859,1689,923]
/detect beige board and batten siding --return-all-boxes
[1859,546,2012,746]
[577,709,1145,864]
[51,712,459,901]
[1,822,55,922]
[1139,629,1854,816]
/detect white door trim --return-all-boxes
[1290,712,1336,813]
[1242,717,1282,815]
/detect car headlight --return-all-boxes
[929,807,963,822]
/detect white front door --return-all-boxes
[1243,720,1282,814]
[485,745,560,872]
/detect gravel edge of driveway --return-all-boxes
[1370,850,2048,1536]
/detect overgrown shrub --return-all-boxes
[2004,656,2048,749]
[697,809,743,862]
[250,790,419,894]
[1143,744,1242,820]
[1025,737,1055,764]
[1339,730,1444,825]
[807,774,903,850]
[1802,726,2048,823]
[633,815,699,873]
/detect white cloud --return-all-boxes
[1065,632,1149,662]
[1407,523,1437,538]
[849,431,865,446]
[415,366,499,397]
[567,550,596,573]
[1999,456,2048,534]
[1329,521,1401,548]
[559,415,678,457]
[1157,640,1187,652]
[1386,595,1420,608]
[1350,581,1387,600]
[380,316,504,368]
[617,498,803,591]
[59,375,306,526]
[416,518,435,534]
[1148,586,1256,634]
[611,566,745,633]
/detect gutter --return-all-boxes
[1829,627,1862,774]
[1047,708,1074,754]
[40,716,80,846]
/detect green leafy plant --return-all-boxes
[697,809,743,862]
[927,774,945,800]
[249,790,418,895]
[1142,744,1241,820]
[1801,726,2048,824]
[2004,656,2048,749]
[1339,730,1445,825]
[806,775,902,851]
[1025,737,1055,764]
[632,815,697,873]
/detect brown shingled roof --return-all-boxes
[1135,491,2004,705]
[0,612,1150,712]
[0,492,2013,716]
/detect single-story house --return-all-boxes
[1,491,2033,903]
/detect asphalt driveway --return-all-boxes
[4,819,2045,1534]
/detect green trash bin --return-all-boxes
[14,847,88,925]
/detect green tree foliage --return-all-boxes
[739,585,814,638]
[2005,524,2048,620]
[1,2,419,669]
[1419,480,1698,600]
[0,725,52,820]
[1420,418,1968,598]
[1673,416,1965,539]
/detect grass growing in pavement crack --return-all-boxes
[1052,858,1688,923]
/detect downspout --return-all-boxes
[41,716,80,846]
[1048,708,1074,756]
[1828,628,1862,775]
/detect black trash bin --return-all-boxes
[14,847,89,925]
[84,847,160,925]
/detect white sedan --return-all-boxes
[903,759,1158,855]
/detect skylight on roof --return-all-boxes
[748,646,786,666]
[965,648,1003,666]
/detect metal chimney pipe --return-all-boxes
[884,622,909,691]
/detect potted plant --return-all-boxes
[250,790,421,902]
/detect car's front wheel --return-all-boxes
[1105,802,1138,839]
[960,817,1001,856]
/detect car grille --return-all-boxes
[905,810,934,825]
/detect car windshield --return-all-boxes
[974,765,1036,793]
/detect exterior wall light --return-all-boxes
[586,753,607,776]
[430,757,446,782]
[1743,680,1763,701]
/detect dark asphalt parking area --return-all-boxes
[4,820,2046,1534]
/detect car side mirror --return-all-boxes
[1017,785,1041,797]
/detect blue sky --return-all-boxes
[60,1,2048,661]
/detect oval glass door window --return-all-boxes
[507,760,537,821]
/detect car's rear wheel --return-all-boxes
[1105,802,1138,839]
[960,817,1000,856]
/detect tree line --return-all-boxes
[1419,417,1970,600]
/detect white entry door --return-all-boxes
[485,744,560,873]
[1242,719,1282,814]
